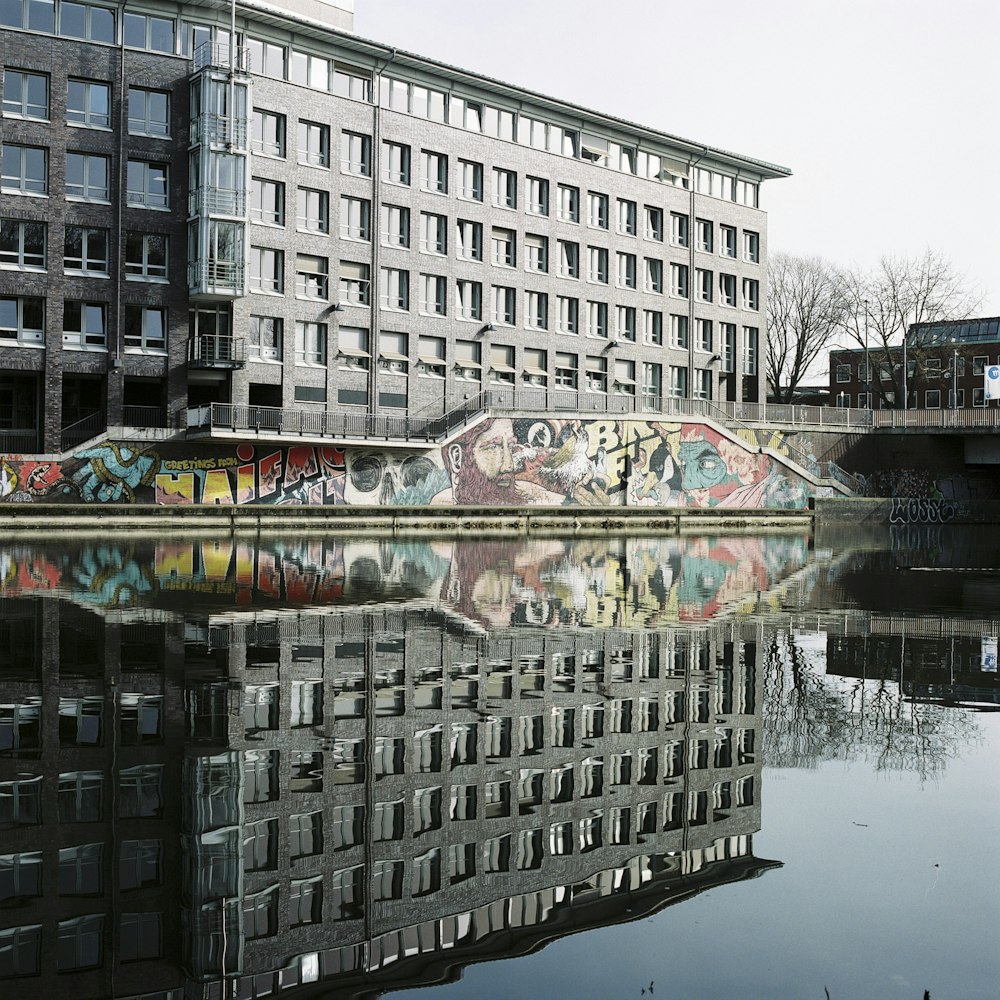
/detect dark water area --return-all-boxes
[0,529,997,1000]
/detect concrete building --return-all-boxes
[0,0,788,455]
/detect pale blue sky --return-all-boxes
[357,0,1000,313]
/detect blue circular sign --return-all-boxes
[989,366,1000,380]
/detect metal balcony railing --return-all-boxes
[187,336,246,370]
[61,410,106,451]
[188,259,246,295]
[0,429,41,453]
[191,113,249,150]
[192,41,249,74]
[122,405,168,428]
[188,186,247,218]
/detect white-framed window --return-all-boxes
[857,391,871,409]
[124,305,166,353]
[555,351,578,388]
[250,177,284,226]
[420,273,447,315]
[459,159,483,201]
[127,87,169,136]
[379,330,409,374]
[616,304,636,342]
[721,322,737,373]
[454,338,482,381]
[587,300,608,339]
[380,204,409,248]
[737,179,758,207]
[617,198,637,235]
[972,355,988,375]
[414,334,445,377]
[556,295,579,335]
[382,140,410,184]
[380,267,409,311]
[66,152,109,201]
[588,246,608,284]
[719,272,737,306]
[924,357,942,378]
[743,230,760,263]
[249,247,283,293]
[670,212,689,247]
[456,219,483,261]
[492,285,515,326]
[492,227,516,268]
[66,79,110,128]
[524,233,548,273]
[743,326,759,375]
[616,251,637,289]
[974,388,987,407]
[694,367,713,400]
[644,205,664,242]
[298,187,331,234]
[450,95,483,131]
[420,149,447,193]
[696,267,713,302]
[585,354,608,393]
[124,232,167,280]
[925,389,941,408]
[642,361,662,398]
[420,212,447,255]
[340,131,371,176]
[337,325,370,370]
[695,318,712,352]
[557,184,579,222]
[694,217,713,253]
[64,226,108,274]
[742,277,760,310]
[647,257,666,294]
[123,11,175,52]
[339,260,370,305]
[835,363,851,383]
[587,190,609,229]
[720,224,737,258]
[558,240,579,279]
[295,254,328,300]
[527,176,549,216]
[669,314,688,349]
[456,279,482,321]
[0,295,44,345]
[613,358,636,395]
[489,343,516,385]
[669,365,687,398]
[525,290,548,330]
[492,166,516,209]
[250,108,285,157]
[248,315,282,361]
[2,69,48,119]
[126,159,168,208]
[0,219,46,269]
[295,321,327,366]
[643,309,662,346]
[523,346,548,386]
[63,300,107,350]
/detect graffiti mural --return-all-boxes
[0,418,810,508]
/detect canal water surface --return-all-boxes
[0,530,997,1000]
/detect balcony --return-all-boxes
[188,259,246,298]
[192,41,249,74]
[188,336,246,370]
[191,113,249,151]
[188,186,247,218]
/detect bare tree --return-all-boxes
[840,251,981,408]
[766,253,847,403]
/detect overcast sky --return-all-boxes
[356,0,999,315]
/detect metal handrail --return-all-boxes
[61,410,106,451]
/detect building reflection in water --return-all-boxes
[0,535,804,998]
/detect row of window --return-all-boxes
[2,68,169,136]
[1,144,169,207]
[835,389,994,409]
[834,356,1000,382]
[0,296,164,351]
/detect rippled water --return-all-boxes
[0,528,997,1000]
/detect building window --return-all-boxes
[557,184,580,222]
[337,326,370,370]
[642,361,662,398]
[669,365,687,398]
[249,247,283,293]
[555,352,578,388]
[57,913,105,971]
[616,305,636,342]
[0,219,46,269]
[250,177,284,226]
[250,109,285,157]
[719,273,737,306]
[0,296,44,346]
[644,205,664,242]
[743,230,760,263]
[644,309,663,346]
[587,300,608,339]
[381,204,410,248]
[587,191,609,229]
[695,218,713,253]
[973,355,987,375]
[417,334,446,377]
[670,212,689,247]
[249,315,282,361]
[290,812,323,860]
[524,233,548,273]
[742,277,760,310]
[66,79,110,128]
[492,167,517,209]
[63,301,107,350]
[420,211,447,255]
[696,267,713,302]
[617,252,637,289]
[297,188,331,234]
[670,314,688,349]
[295,321,327,366]
[459,158,483,201]
[525,290,548,330]
[63,226,108,274]
[527,176,549,215]
[297,120,330,167]
[341,131,372,176]
[556,296,579,335]
[720,224,737,258]
[420,273,447,315]
[616,198,637,235]
[743,326,759,375]
[379,330,409,375]
[523,346,548,386]
[585,355,608,393]
[456,279,483,321]
[66,152,109,201]
[925,389,941,408]
[420,149,447,193]
[127,87,169,136]
[835,363,851,383]
[646,257,666,294]
[492,285,515,326]
[382,140,410,184]
[2,69,48,119]
[296,254,329,300]
[694,367,713,400]
[697,318,713,352]
[588,246,608,284]
[613,358,636,395]
[456,219,483,261]
[124,306,166,353]
[290,877,322,927]
[123,10,174,51]
[339,261,370,305]
[126,160,168,209]
[489,343,516,385]
[454,338,481,381]
[721,322,736,372]
[558,240,580,279]
[492,227,516,268]
[381,267,409,311]
[974,388,986,407]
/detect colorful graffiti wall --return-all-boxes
[0,419,810,508]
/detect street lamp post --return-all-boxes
[863,298,870,409]
[902,335,908,411]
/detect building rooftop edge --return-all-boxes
[236,0,792,180]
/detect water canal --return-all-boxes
[0,529,997,1000]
